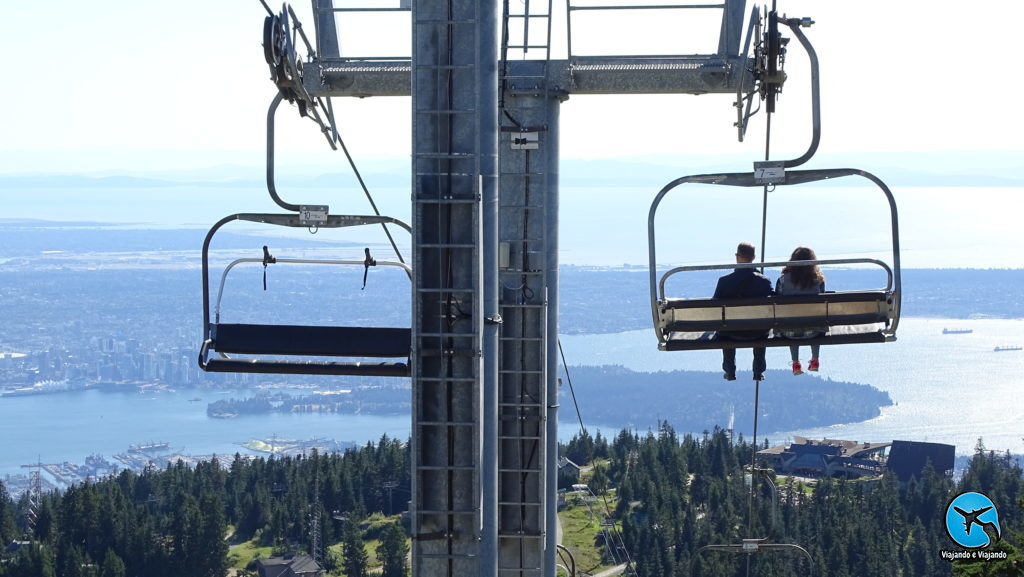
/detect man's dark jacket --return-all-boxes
[713,267,773,339]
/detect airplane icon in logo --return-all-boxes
[953,505,1001,541]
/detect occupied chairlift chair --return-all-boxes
[648,168,901,352]
[199,212,413,377]
[648,9,901,353]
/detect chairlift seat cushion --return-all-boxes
[661,324,889,351]
[212,323,411,358]
[203,357,410,377]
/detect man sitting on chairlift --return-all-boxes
[713,242,773,381]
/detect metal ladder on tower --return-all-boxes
[497,0,555,574]
[411,0,485,576]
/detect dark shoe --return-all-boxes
[754,373,765,381]
[724,373,736,381]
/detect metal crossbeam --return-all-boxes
[304,56,752,97]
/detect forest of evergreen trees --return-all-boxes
[1,428,1022,576]
[564,426,1024,577]
[0,435,410,577]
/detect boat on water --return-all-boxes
[994,346,1022,352]
[0,379,75,397]
[129,442,170,453]
[942,328,972,335]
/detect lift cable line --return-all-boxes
[557,338,586,438]
[556,339,637,577]
[332,115,407,265]
[262,2,405,265]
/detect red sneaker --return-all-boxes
[791,361,803,376]
[808,359,820,372]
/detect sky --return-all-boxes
[3,0,1023,174]
[2,1,1023,269]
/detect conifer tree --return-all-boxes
[342,519,368,577]
[100,549,127,577]
[0,481,16,545]
[377,522,410,577]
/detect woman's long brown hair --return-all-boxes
[782,246,825,289]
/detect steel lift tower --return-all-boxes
[280,1,753,575]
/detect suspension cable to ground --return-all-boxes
[557,338,587,437]
[747,378,761,577]
[557,337,636,577]
[752,10,775,566]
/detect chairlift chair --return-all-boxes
[648,168,901,352]
[198,212,413,377]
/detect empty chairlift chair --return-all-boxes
[199,212,413,377]
[648,168,901,352]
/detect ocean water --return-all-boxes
[1,318,1020,482]
[0,388,412,480]
[558,317,1024,455]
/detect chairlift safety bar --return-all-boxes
[658,258,893,302]
[201,212,412,333]
[212,256,412,324]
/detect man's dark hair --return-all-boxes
[736,242,756,260]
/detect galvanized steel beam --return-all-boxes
[304,56,752,97]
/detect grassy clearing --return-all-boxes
[227,541,274,569]
[558,492,619,575]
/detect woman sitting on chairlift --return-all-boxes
[775,246,826,375]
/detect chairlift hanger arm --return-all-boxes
[778,17,819,169]
[738,10,819,164]
[266,93,337,212]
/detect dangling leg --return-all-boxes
[722,348,737,381]
[790,345,803,375]
[808,344,821,371]
[753,346,766,381]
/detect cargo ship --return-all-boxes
[128,442,170,453]
[1,379,75,397]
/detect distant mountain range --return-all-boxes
[3,151,1022,189]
